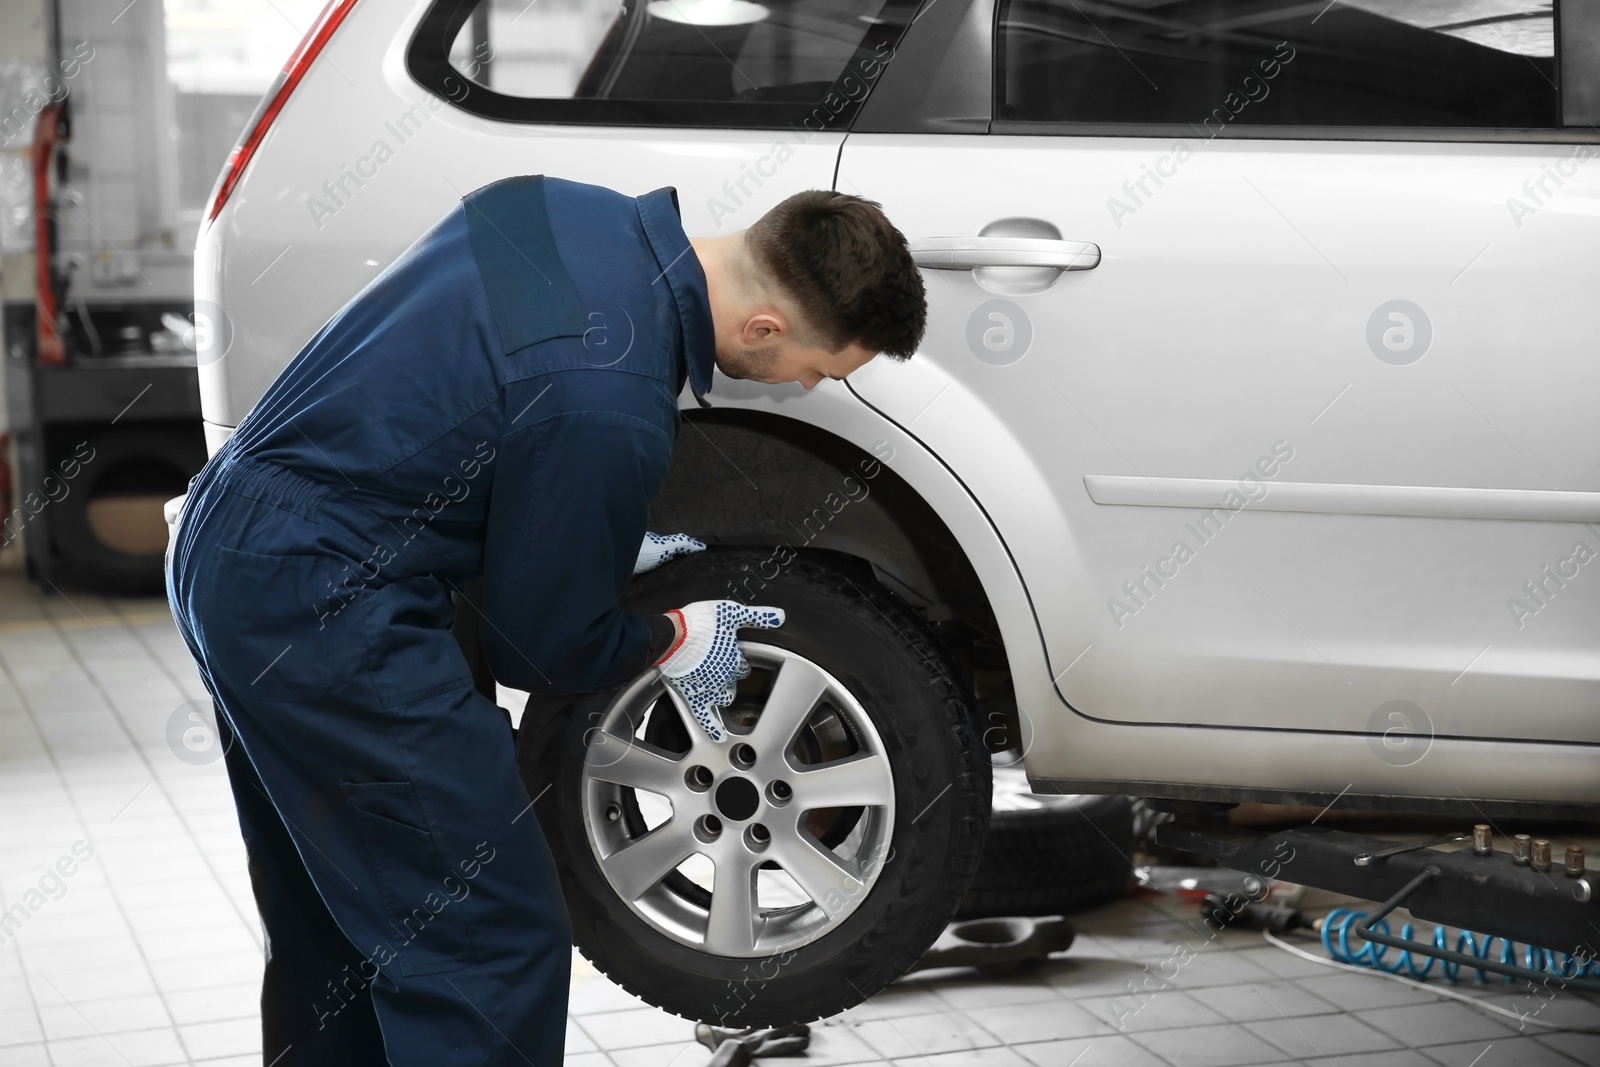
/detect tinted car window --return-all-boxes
[997,0,1559,129]
[411,0,919,128]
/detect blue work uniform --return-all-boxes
[166,175,715,1066]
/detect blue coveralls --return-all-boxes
[166,175,715,1065]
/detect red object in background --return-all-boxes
[204,0,361,226]
[32,101,65,366]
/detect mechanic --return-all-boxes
[165,174,927,1066]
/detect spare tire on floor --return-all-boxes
[49,423,206,595]
[956,762,1134,919]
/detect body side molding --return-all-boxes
[1085,475,1600,523]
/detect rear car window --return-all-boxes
[409,0,922,128]
[996,0,1561,129]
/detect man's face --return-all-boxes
[714,317,877,390]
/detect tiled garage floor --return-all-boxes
[3,571,1598,1067]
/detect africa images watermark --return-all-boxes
[166,699,236,766]
[1503,952,1600,1032]
[1367,699,1432,768]
[1,441,96,547]
[722,440,897,604]
[312,839,497,1030]
[311,440,497,628]
[1109,839,1295,1029]
[1106,41,1297,229]
[303,62,478,231]
[305,93,452,229]
[1505,538,1594,630]
[0,841,97,947]
[704,39,896,228]
[0,41,96,147]
[1505,143,1598,230]
[1106,441,1296,629]
[704,837,896,1026]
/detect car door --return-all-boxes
[838,0,1600,745]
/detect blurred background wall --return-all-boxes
[0,0,317,596]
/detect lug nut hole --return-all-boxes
[695,814,723,842]
[731,743,757,769]
[686,765,714,791]
[744,823,771,852]
[766,780,792,805]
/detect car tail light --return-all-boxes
[202,0,361,227]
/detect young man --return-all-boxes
[166,175,926,1066]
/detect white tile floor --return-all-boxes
[3,570,1599,1066]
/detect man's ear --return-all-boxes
[740,310,786,346]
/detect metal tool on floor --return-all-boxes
[1199,891,1311,935]
[1137,864,1285,901]
[694,1022,810,1065]
[904,914,1076,976]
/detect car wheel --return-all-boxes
[955,763,1134,919]
[518,548,991,1026]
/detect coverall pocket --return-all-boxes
[359,574,475,709]
[341,779,477,977]
[202,547,334,702]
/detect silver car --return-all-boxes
[193,0,1600,1023]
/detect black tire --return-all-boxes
[50,424,206,595]
[956,764,1134,919]
[517,548,991,1026]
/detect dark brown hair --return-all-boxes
[745,191,925,360]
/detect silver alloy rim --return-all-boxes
[580,642,896,958]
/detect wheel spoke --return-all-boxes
[584,648,898,957]
[601,819,696,901]
[655,689,720,759]
[767,825,864,919]
[584,734,685,796]
[788,753,893,810]
[748,656,829,754]
[703,850,759,955]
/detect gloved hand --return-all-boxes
[634,531,706,575]
[657,600,786,742]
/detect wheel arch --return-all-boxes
[649,407,1000,641]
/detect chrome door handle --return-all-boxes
[910,236,1101,271]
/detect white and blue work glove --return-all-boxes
[656,600,785,742]
[634,532,706,575]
